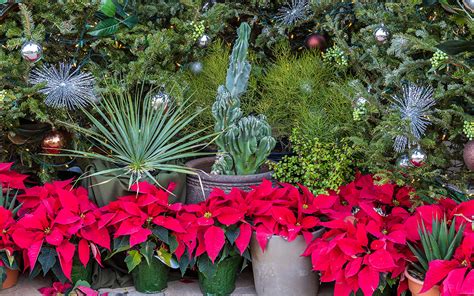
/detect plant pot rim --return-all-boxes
[404,267,425,286]
[252,227,325,240]
[185,157,273,182]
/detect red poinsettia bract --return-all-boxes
[12,180,110,281]
[303,174,415,296]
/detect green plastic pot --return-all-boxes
[71,257,93,284]
[198,255,243,296]
[132,256,170,293]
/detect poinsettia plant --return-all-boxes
[0,162,28,286]
[303,174,416,296]
[12,179,110,282]
[405,200,474,296]
[244,179,326,251]
[100,182,185,272]
[174,187,252,279]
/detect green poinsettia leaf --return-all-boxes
[0,267,5,285]
[139,241,156,266]
[197,256,217,279]
[169,235,178,253]
[100,0,116,17]
[225,227,240,245]
[155,248,179,269]
[152,226,169,244]
[125,250,142,272]
[38,247,57,276]
[88,18,120,37]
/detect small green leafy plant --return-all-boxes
[407,217,465,280]
[270,129,355,194]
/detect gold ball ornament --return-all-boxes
[42,130,66,154]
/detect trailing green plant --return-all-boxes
[211,23,276,175]
[407,216,465,280]
[256,43,354,141]
[269,129,356,194]
[59,82,215,188]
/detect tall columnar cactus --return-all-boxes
[211,23,276,175]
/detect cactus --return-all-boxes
[211,23,276,175]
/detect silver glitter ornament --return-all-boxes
[21,40,43,63]
[392,83,435,152]
[374,25,391,45]
[30,63,96,110]
[464,0,474,12]
[409,147,427,167]
[189,61,203,74]
[275,0,310,26]
[151,92,171,111]
[197,34,211,48]
[396,154,412,169]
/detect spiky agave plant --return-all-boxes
[61,83,215,188]
[407,216,465,280]
[0,185,21,216]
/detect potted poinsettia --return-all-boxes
[176,187,252,295]
[404,200,474,296]
[303,174,415,296]
[0,162,28,289]
[12,179,110,284]
[244,179,325,296]
[100,182,185,293]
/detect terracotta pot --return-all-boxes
[405,268,440,296]
[463,140,474,171]
[184,157,273,204]
[1,267,19,290]
[250,228,325,296]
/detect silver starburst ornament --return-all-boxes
[392,83,435,152]
[275,0,310,26]
[30,63,96,110]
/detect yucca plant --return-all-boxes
[0,185,21,216]
[407,216,465,279]
[60,83,216,188]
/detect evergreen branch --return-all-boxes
[19,3,34,39]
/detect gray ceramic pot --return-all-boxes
[184,156,273,204]
[250,228,325,296]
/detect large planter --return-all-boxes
[198,255,243,296]
[1,267,19,290]
[131,256,170,293]
[405,268,440,296]
[464,140,474,171]
[185,157,273,204]
[250,228,325,296]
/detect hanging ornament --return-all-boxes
[392,83,435,152]
[29,63,96,110]
[305,33,327,51]
[151,91,171,111]
[374,25,391,45]
[42,130,66,154]
[396,154,412,169]
[275,0,311,26]
[189,61,203,74]
[197,34,211,48]
[20,40,43,63]
[299,81,312,94]
[463,0,474,12]
[463,140,474,171]
[201,0,216,11]
[409,147,427,167]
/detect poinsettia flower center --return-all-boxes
[462,259,468,267]
[296,222,301,226]
[302,204,309,209]
[2,229,7,234]
[44,227,51,234]
[146,217,153,223]
[392,199,399,206]
[382,229,388,235]
[204,211,212,218]
[80,213,86,219]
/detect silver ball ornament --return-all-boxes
[464,0,474,12]
[396,154,412,169]
[374,25,391,45]
[21,40,43,63]
[189,61,203,74]
[151,92,171,111]
[197,34,211,48]
[409,147,427,167]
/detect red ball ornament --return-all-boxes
[305,33,327,51]
[42,130,66,154]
